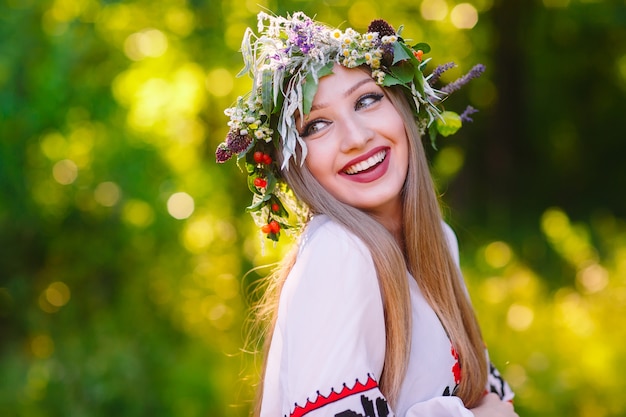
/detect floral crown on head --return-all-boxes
[216,11,484,242]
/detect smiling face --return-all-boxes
[299,64,410,223]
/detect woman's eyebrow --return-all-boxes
[309,77,376,112]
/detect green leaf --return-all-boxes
[436,111,463,137]
[392,42,412,64]
[389,61,415,83]
[246,193,272,211]
[318,62,334,78]
[265,170,277,195]
[413,71,425,96]
[382,73,403,87]
[412,42,431,54]
[302,72,318,115]
[302,63,334,115]
[261,69,273,116]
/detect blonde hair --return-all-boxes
[251,84,487,415]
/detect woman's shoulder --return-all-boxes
[282,215,378,301]
[297,214,372,261]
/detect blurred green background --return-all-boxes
[1,0,625,416]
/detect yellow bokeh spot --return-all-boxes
[434,146,464,178]
[94,181,121,207]
[469,79,497,108]
[31,334,55,359]
[168,192,194,219]
[122,199,155,228]
[171,63,207,114]
[507,303,534,331]
[421,0,449,21]
[52,159,78,185]
[577,263,609,293]
[347,1,379,28]
[124,28,169,61]
[555,290,595,337]
[45,281,71,307]
[484,241,513,269]
[206,68,234,98]
[165,7,195,36]
[129,77,172,130]
[480,276,508,304]
[114,62,207,135]
[183,217,215,253]
[40,132,66,160]
[166,117,206,146]
[224,23,248,51]
[213,274,239,300]
[541,207,597,267]
[541,207,570,239]
[450,3,479,29]
[68,124,95,167]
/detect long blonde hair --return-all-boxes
[251,84,487,414]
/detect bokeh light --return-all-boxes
[421,0,449,21]
[94,181,121,207]
[450,3,479,29]
[167,192,195,219]
[52,159,78,185]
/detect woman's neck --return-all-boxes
[369,205,405,251]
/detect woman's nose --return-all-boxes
[338,114,374,152]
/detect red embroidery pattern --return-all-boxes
[290,375,379,417]
[451,345,461,385]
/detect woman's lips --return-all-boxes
[343,149,387,175]
[340,147,390,183]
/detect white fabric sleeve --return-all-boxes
[262,219,391,417]
[404,397,474,417]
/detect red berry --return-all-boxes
[269,220,280,234]
[271,203,280,212]
[261,224,271,234]
[253,178,267,188]
[262,154,272,165]
[253,151,263,164]
[414,49,424,61]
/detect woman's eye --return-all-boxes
[301,120,329,137]
[355,93,384,111]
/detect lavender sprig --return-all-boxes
[428,62,456,86]
[460,105,479,123]
[441,64,485,94]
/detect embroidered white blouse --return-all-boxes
[261,215,513,417]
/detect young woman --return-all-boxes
[216,12,518,417]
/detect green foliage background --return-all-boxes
[1,0,625,416]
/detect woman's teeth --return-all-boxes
[344,150,387,175]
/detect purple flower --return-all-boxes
[289,18,319,54]
[428,62,456,86]
[215,142,233,163]
[367,19,396,37]
[226,130,252,154]
[441,64,485,94]
[460,105,479,123]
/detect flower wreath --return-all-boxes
[216,11,484,242]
